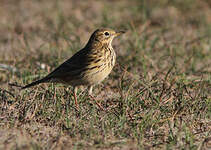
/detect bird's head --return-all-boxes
[87,28,125,47]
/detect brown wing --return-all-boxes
[21,48,90,89]
[46,48,90,80]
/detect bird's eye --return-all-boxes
[104,32,110,36]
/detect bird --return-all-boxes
[17,28,125,108]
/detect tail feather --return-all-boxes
[21,77,50,89]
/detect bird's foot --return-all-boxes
[88,95,105,111]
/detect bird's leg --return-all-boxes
[88,86,104,110]
[73,86,78,108]
[88,85,93,95]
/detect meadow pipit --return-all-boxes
[20,28,124,108]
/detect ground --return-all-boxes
[0,0,211,149]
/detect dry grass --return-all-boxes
[0,0,211,149]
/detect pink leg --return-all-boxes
[73,87,78,108]
[88,86,104,110]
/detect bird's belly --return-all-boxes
[58,67,113,86]
[85,65,113,85]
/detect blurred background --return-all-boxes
[0,0,211,149]
[0,0,211,83]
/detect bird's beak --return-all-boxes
[114,31,125,37]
